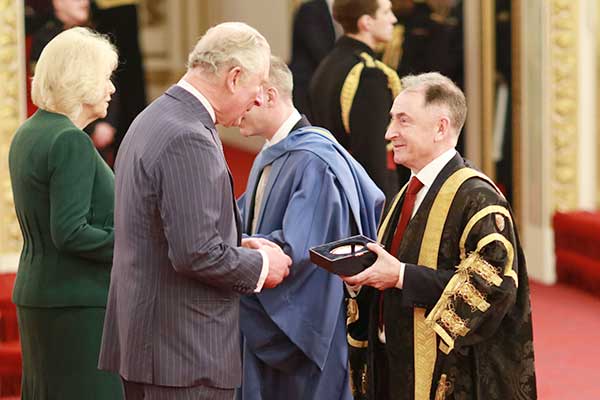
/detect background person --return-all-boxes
[28,0,118,163]
[310,0,411,203]
[8,27,123,400]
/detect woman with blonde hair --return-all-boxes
[8,27,123,399]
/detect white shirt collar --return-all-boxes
[177,79,216,123]
[264,109,302,148]
[413,148,457,189]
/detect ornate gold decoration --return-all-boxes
[475,233,517,286]
[459,205,512,260]
[413,168,488,400]
[346,298,359,325]
[438,307,470,338]
[346,334,368,348]
[456,281,490,313]
[340,62,365,135]
[550,0,579,211]
[434,374,451,400]
[460,252,503,287]
[415,168,504,380]
[0,0,24,259]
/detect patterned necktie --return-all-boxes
[379,176,424,332]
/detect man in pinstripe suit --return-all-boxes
[98,22,292,400]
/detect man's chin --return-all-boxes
[225,116,244,128]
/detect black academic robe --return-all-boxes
[351,154,537,400]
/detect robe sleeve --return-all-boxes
[403,184,519,354]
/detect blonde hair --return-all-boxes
[268,55,293,100]
[187,22,270,82]
[31,27,118,120]
[401,72,467,132]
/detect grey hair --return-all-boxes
[187,22,270,81]
[267,55,293,100]
[401,72,467,132]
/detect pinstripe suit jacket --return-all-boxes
[98,85,263,389]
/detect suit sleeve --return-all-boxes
[402,184,519,353]
[156,133,262,294]
[48,129,114,263]
[348,68,391,193]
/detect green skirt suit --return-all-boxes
[8,109,123,399]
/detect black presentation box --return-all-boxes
[309,235,379,276]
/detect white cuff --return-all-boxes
[254,249,270,292]
[395,262,406,289]
[345,283,362,298]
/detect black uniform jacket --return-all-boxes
[310,36,409,201]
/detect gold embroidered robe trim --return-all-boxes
[347,334,368,348]
[476,233,518,286]
[413,167,499,400]
[377,183,407,242]
[459,205,512,260]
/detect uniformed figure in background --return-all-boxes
[288,0,340,117]
[382,0,465,153]
[310,0,410,204]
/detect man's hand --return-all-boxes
[342,243,402,290]
[242,237,281,250]
[91,122,116,149]
[261,245,292,289]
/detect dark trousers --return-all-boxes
[122,378,234,400]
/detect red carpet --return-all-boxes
[530,281,600,399]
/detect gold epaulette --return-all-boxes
[339,52,402,135]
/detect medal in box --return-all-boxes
[309,235,379,276]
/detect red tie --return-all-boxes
[379,176,424,331]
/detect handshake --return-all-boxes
[242,237,292,289]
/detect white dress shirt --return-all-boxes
[177,79,216,123]
[177,79,270,292]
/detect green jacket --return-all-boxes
[9,109,115,307]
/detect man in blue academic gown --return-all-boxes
[236,56,385,400]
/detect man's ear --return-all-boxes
[225,66,243,94]
[265,87,278,106]
[357,14,372,33]
[434,116,450,142]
